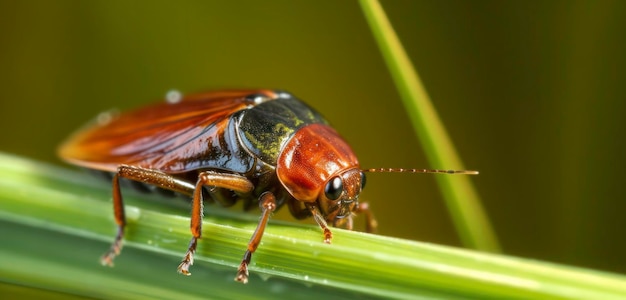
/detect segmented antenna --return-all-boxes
[362,168,479,175]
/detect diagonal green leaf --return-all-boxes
[359,0,500,252]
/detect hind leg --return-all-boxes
[101,165,196,266]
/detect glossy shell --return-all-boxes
[277,124,359,202]
[59,89,375,283]
[59,90,330,175]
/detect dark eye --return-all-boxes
[324,176,343,200]
[360,172,366,190]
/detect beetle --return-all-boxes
[58,89,477,283]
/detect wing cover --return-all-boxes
[58,90,277,173]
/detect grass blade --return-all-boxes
[358,0,500,252]
[1,152,626,299]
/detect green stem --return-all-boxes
[359,0,500,252]
[1,152,626,299]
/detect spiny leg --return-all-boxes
[307,204,333,244]
[234,192,277,283]
[100,172,125,266]
[176,176,203,275]
[177,171,254,276]
[101,165,195,266]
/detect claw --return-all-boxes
[100,252,115,267]
[100,236,122,267]
[177,238,196,276]
[177,262,192,276]
[234,263,249,284]
[177,251,194,276]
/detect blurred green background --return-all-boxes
[1,0,625,277]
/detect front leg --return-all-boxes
[306,203,333,244]
[355,202,378,233]
[332,202,378,233]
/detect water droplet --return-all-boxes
[258,273,271,281]
[96,110,117,125]
[125,206,141,221]
[166,89,182,104]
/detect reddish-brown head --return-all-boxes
[276,123,366,224]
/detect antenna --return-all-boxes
[362,168,479,175]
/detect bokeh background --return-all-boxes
[1,0,625,276]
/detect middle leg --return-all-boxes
[177,171,254,276]
[234,192,277,284]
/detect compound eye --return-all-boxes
[360,172,366,190]
[324,176,343,200]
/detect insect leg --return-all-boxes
[355,202,378,233]
[333,215,354,231]
[100,172,125,266]
[306,203,333,244]
[234,192,276,284]
[177,171,254,276]
[101,165,195,266]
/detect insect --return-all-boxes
[58,89,477,283]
